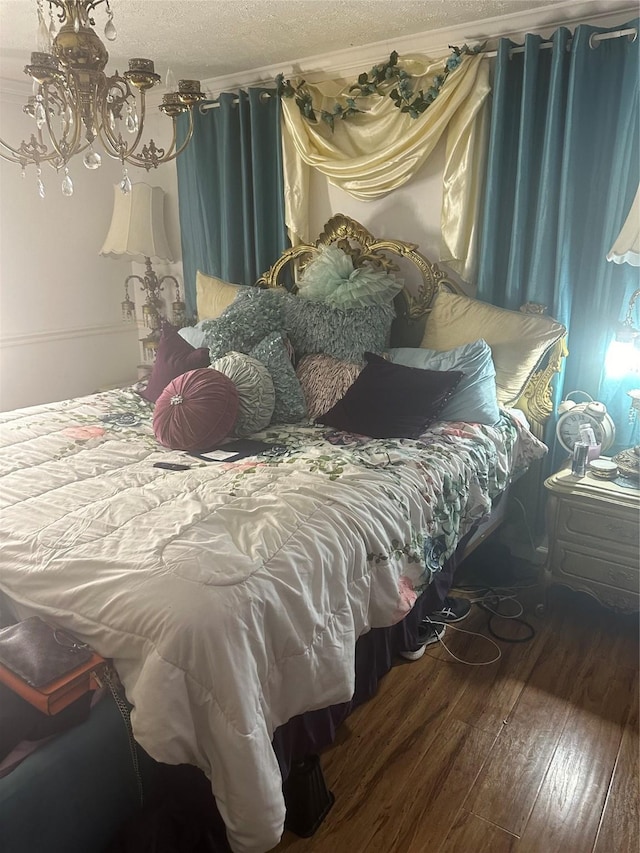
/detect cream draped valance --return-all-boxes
[281,53,490,281]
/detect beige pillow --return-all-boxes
[196,271,244,320]
[421,290,565,406]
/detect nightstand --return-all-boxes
[541,466,639,613]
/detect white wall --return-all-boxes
[308,133,450,276]
[0,84,139,410]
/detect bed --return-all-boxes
[0,215,565,853]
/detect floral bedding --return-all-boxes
[0,388,545,853]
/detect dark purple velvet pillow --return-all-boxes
[153,368,239,452]
[317,352,463,439]
[140,323,210,404]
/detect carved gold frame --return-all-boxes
[257,212,464,319]
[257,214,566,438]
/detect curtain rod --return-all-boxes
[199,24,637,108]
[481,25,637,58]
[200,91,272,111]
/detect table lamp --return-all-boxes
[100,182,186,345]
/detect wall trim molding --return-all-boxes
[0,322,135,349]
[197,0,638,97]
[1,2,636,100]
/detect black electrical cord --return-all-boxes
[477,590,536,644]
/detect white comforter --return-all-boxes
[0,389,546,852]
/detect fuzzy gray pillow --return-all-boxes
[283,296,395,364]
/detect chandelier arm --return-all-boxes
[0,130,81,167]
[123,112,194,169]
[47,0,69,19]
[40,83,82,163]
[97,83,148,161]
[48,0,107,26]
[3,2,201,187]
[0,141,31,165]
[172,111,196,159]
[0,146,29,166]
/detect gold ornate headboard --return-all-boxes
[257,213,464,348]
[257,214,566,438]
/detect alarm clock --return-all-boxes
[556,391,616,453]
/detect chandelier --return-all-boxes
[0,0,206,197]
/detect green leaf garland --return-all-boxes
[276,45,478,131]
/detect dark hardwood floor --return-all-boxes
[275,585,639,853]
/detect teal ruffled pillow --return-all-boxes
[250,332,307,424]
[284,295,395,364]
[201,288,285,361]
[297,244,402,307]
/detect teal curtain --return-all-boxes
[477,21,640,452]
[176,88,289,318]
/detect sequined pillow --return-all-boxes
[283,296,395,364]
[250,332,307,424]
[201,288,285,361]
[296,354,363,420]
[209,352,276,437]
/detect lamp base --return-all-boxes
[612,445,640,480]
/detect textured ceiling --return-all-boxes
[0,0,636,84]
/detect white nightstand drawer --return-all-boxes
[557,502,639,550]
[553,540,640,593]
[543,468,640,613]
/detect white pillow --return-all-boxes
[178,322,208,348]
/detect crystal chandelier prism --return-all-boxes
[0,0,206,197]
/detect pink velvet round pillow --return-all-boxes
[153,368,239,452]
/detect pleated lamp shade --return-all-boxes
[100,182,173,262]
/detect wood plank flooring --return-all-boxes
[275,586,639,853]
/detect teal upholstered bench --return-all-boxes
[0,694,158,853]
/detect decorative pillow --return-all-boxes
[296,354,363,420]
[178,321,208,349]
[209,352,275,437]
[196,271,245,320]
[201,287,285,361]
[284,296,395,364]
[317,352,463,439]
[297,244,402,308]
[421,290,565,406]
[387,340,500,425]
[250,332,307,424]
[140,323,210,404]
[153,368,239,452]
